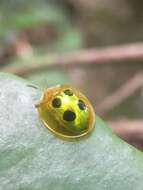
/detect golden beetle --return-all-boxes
[35,85,95,141]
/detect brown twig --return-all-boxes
[96,72,143,115]
[1,42,143,76]
[109,120,143,139]
[108,120,143,150]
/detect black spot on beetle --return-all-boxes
[64,89,73,96]
[52,98,61,108]
[78,100,86,110]
[63,110,76,121]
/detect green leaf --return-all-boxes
[0,3,67,37]
[0,72,143,190]
[0,1,83,52]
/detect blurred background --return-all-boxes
[0,0,143,149]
